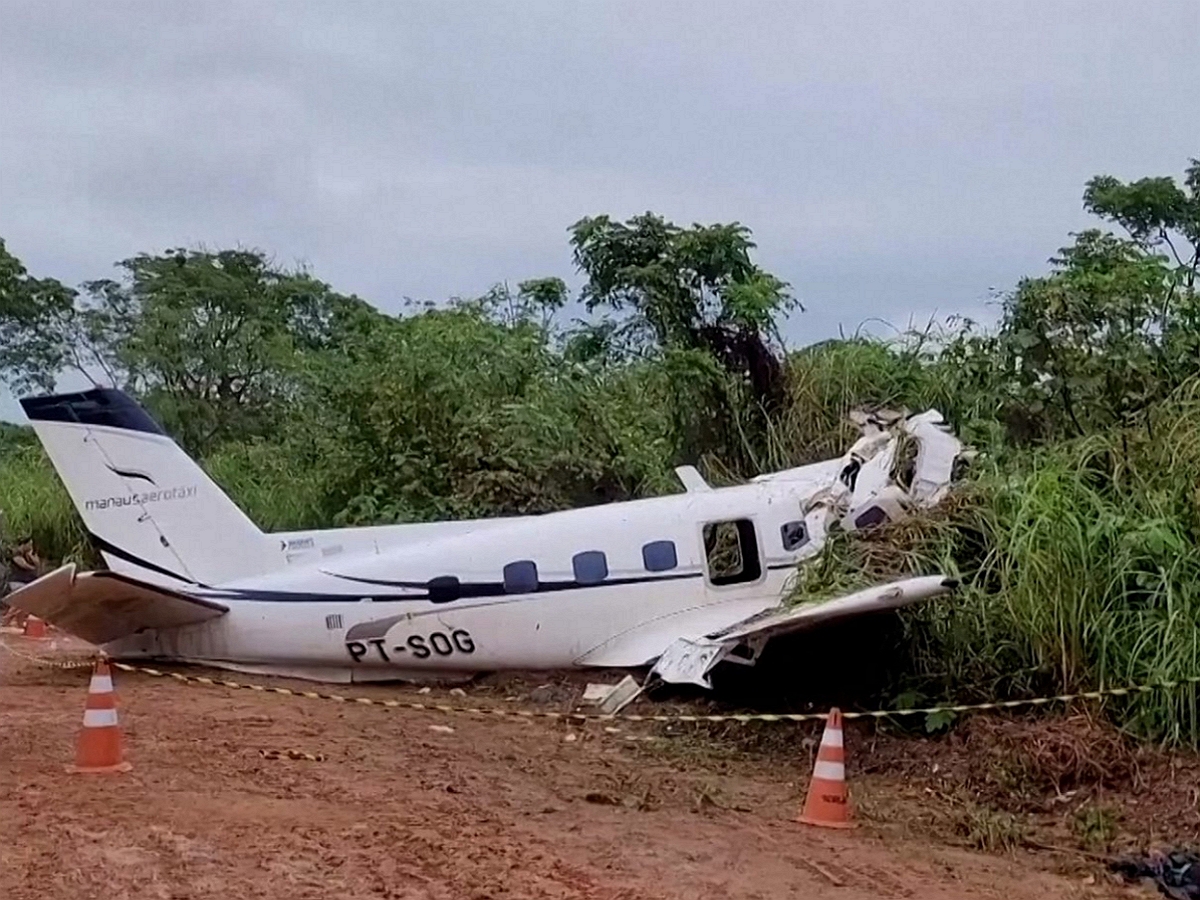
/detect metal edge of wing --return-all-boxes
[708,574,958,643]
[81,569,230,613]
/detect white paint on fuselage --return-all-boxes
[21,391,964,685]
[103,475,830,679]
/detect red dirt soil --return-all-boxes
[0,636,1145,899]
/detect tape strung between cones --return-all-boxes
[5,640,1200,726]
[105,661,1200,725]
[0,639,95,669]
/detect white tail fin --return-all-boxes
[21,389,281,587]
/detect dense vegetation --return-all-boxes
[3,159,1200,742]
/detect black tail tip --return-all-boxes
[19,389,164,436]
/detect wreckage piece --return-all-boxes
[582,675,643,714]
[650,575,957,688]
[1111,850,1200,899]
[10,389,967,686]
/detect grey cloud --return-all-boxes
[1,0,1198,422]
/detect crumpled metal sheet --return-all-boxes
[830,407,966,534]
[650,408,968,688]
[1111,850,1200,899]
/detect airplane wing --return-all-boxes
[5,564,228,645]
[650,574,956,687]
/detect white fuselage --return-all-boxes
[18,389,962,685]
[103,473,834,682]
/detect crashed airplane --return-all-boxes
[8,389,966,687]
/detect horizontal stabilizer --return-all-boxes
[5,564,228,645]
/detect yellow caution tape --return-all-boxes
[6,638,1198,725]
[0,639,95,669]
[106,660,1200,724]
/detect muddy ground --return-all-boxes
[0,633,1172,899]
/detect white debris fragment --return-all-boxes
[597,674,641,715]
[448,687,466,697]
[903,410,965,505]
[582,683,616,704]
[428,724,455,734]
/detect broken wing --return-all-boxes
[651,575,956,687]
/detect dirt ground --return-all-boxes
[0,633,1158,900]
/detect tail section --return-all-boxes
[6,563,228,645]
[20,389,281,587]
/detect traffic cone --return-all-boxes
[22,615,47,639]
[797,708,854,828]
[68,658,132,774]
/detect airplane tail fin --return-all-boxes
[20,389,281,587]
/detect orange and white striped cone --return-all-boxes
[68,658,132,774]
[797,708,854,829]
[22,615,48,639]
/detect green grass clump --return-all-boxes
[792,382,1200,745]
[0,443,91,564]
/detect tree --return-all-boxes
[0,243,375,454]
[91,249,381,452]
[1003,231,1191,435]
[945,228,1200,444]
[935,158,1200,445]
[568,213,798,413]
[1084,159,1200,289]
[0,239,101,394]
[295,293,682,524]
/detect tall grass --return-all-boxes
[767,339,943,467]
[837,388,1200,745]
[0,444,91,564]
[8,338,1200,745]
[204,438,335,532]
[976,396,1200,745]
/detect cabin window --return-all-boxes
[427,575,461,603]
[780,520,809,552]
[702,519,762,586]
[641,540,678,572]
[503,560,539,594]
[573,551,608,585]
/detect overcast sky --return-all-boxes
[2,1,1198,418]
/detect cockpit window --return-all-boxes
[780,520,809,551]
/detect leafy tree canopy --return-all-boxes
[1084,158,1200,288]
[568,213,797,412]
[945,159,1200,443]
[0,238,87,395]
[0,245,377,453]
